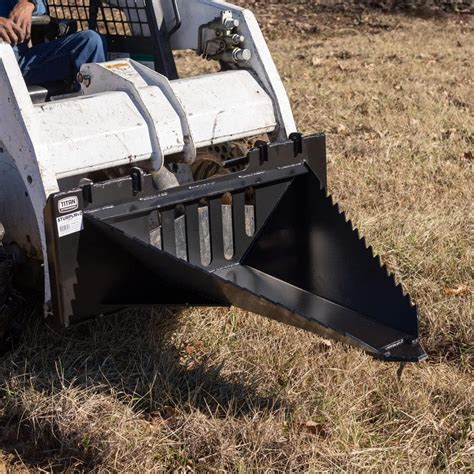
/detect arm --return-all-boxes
[8,0,36,43]
[0,16,24,45]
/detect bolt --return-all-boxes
[233,48,251,62]
[231,33,244,45]
[223,17,239,29]
[77,73,91,87]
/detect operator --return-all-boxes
[0,0,106,85]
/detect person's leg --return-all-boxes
[19,30,106,85]
[33,0,48,15]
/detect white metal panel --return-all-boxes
[0,42,59,305]
[171,70,276,147]
[38,92,152,178]
[37,62,276,178]
[0,149,41,257]
[80,61,167,170]
[37,89,183,179]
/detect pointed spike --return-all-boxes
[396,282,407,297]
[353,227,363,240]
[374,254,382,267]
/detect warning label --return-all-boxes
[56,211,84,238]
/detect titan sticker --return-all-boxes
[58,196,79,214]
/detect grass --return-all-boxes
[1,5,473,472]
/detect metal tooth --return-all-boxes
[360,236,367,248]
[245,205,256,237]
[174,215,188,261]
[367,245,374,256]
[222,204,234,260]
[347,219,354,230]
[334,202,340,213]
[374,254,382,267]
[198,206,211,267]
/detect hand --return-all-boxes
[0,17,24,45]
[9,0,35,43]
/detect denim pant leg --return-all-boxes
[19,30,106,85]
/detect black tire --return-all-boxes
[0,224,23,355]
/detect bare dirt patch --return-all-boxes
[1,6,473,473]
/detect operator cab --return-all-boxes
[28,0,179,103]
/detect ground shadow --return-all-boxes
[0,305,290,471]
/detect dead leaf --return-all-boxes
[185,345,196,355]
[444,285,470,297]
[147,413,165,427]
[184,340,204,355]
[320,339,333,348]
[302,421,330,438]
[163,406,179,420]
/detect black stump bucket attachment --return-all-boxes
[45,134,426,362]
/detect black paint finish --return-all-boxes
[44,134,426,362]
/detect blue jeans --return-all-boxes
[17,30,107,85]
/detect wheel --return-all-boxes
[0,222,22,354]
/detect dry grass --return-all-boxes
[1,6,473,473]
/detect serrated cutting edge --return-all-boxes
[322,191,416,321]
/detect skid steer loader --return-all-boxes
[0,0,426,362]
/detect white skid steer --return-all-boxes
[0,0,426,362]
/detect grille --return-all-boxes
[46,0,151,38]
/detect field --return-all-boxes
[1,3,473,472]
